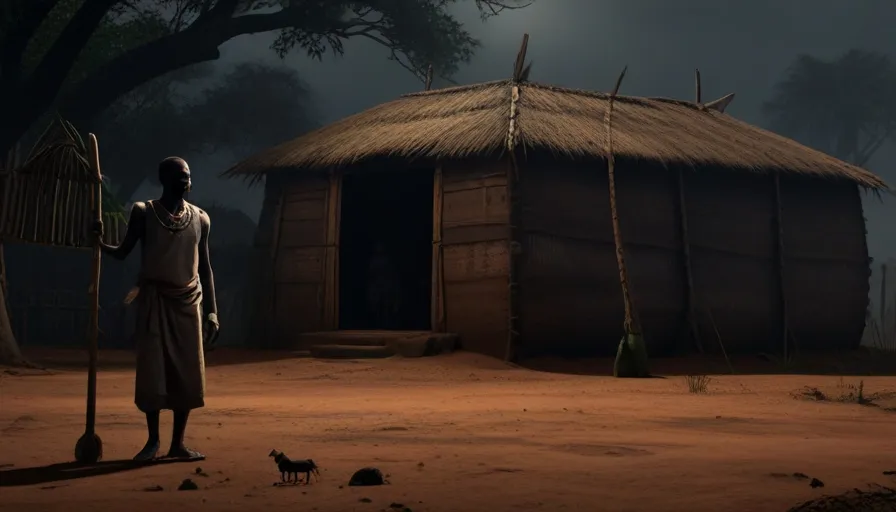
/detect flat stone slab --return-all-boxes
[294,330,432,349]
[308,344,395,359]
[385,332,459,358]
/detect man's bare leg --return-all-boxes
[166,409,205,460]
[134,411,161,461]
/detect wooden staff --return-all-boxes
[74,133,104,464]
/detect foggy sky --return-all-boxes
[143,0,896,261]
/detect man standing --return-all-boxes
[95,156,219,462]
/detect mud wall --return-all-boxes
[780,176,869,351]
[516,155,869,357]
[683,167,780,354]
[516,157,685,357]
[250,172,333,348]
[440,160,511,358]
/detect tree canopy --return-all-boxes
[0,0,531,157]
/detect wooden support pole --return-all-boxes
[676,168,702,353]
[501,35,530,361]
[605,66,638,335]
[430,166,445,332]
[323,170,342,330]
[504,155,522,362]
[880,263,887,342]
[265,188,285,346]
[772,173,791,359]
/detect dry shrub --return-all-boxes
[836,378,869,404]
[684,374,711,394]
[787,485,895,512]
[792,379,896,410]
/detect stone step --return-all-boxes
[308,344,396,359]
[385,332,460,358]
[294,330,432,349]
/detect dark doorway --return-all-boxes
[339,169,433,330]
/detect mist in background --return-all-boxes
[131,0,895,261]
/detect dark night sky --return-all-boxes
[137,0,896,261]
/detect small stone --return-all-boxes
[178,479,199,491]
[810,478,825,488]
[143,485,164,492]
[359,497,372,503]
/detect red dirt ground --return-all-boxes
[1,349,894,512]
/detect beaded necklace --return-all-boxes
[149,200,193,233]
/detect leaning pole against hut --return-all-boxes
[604,68,650,378]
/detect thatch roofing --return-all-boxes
[224,80,888,190]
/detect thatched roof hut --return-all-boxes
[226,78,888,360]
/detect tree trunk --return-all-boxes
[0,241,30,366]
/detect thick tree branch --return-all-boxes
[854,128,893,167]
[218,8,303,39]
[0,0,121,155]
[25,0,121,101]
[57,8,304,127]
[58,32,219,127]
[200,0,241,21]
[0,0,60,89]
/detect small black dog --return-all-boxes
[269,449,320,484]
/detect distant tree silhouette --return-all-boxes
[94,62,317,202]
[764,49,896,167]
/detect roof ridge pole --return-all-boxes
[512,33,529,82]
[506,33,527,163]
[605,66,649,379]
[695,68,702,105]
[503,33,528,363]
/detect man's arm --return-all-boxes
[98,202,145,261]
[197,210,217,316]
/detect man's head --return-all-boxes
[158,157,191,194]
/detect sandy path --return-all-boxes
[1,351,894,511]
